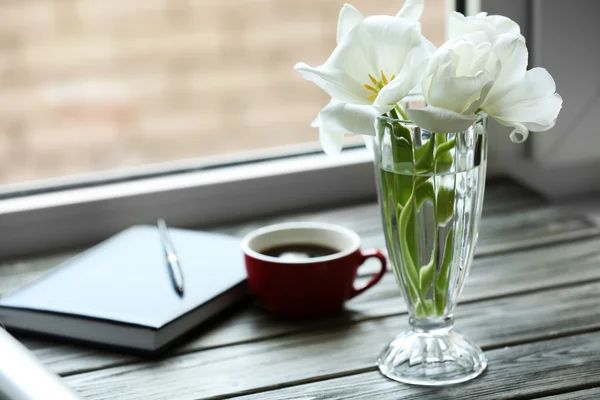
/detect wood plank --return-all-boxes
[234,332,600,400]
[63,280,600,399]
[480,179,545,212]
[20,236,600,377]
[534,388,600,399]
[474,208,598,256]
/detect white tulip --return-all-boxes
[448,11,525,43]
[297,3,562,152]
[406,33,500,133]
[295,0,433,154]
[408,31,562,141]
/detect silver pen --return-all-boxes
[157,219,185,296]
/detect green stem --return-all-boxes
[435,138,456,160]
[394,105,409,121]
[417,181,436,296]
[398,185,431,315]
[435,227,454,315]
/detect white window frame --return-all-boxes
[0,148,378,260]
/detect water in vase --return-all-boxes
[378,163,486,319]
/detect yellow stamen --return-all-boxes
[364,84,378,93]
[390,74,396,81]
[368,93,378,101]
[381,70,388,85]
[369,74,378,86]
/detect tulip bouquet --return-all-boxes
[295,0,562,385]
[295,0,561,151]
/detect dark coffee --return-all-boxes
[261,243,339,260]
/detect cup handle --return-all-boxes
[349,249,387,299]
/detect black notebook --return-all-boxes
[0,226,249,354]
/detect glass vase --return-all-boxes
[374,111,488,386]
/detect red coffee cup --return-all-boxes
[241,222,387,317]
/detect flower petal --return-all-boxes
[508,122,530,143]
[448,11,525,42]
[428,61,494,114]
[447,12,466,39]
[448,12,491,39]
[294,62,370,104]
[348,16,429,80]
[337,4,365,44]
[470,42,499,76]
[319,124,347,156]
[495,34,527,82]
[311,101,348,155]
[396,0,424,22]
[486,14,522,37]
[407,105,477,133]
[373,43,432,113]
[492,92,562,142]
[483,33,528,105]
[320,102,379,137]
[316,102,379,155]
[363,135,375,158]
[485,68,562,134]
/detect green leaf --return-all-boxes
[401,198,420,286]
[415,134,436,171]
[423,299,434,315]
[434,136,456,174]
[436,185,455,225]
[391,126,413,165]
[419,262,434,294]
[395,172,414,207]
[386,109,413,167]
[397,189,429,311]
[415,180,433,210]
[434,228,454,315]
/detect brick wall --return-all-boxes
[0,0,445,184]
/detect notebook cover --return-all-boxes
[0,226,247,329]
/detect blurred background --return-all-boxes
[1,0,598,199]
[0,0,447,186]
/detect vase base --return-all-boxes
[377,327,487,386]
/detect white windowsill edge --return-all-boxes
[0,148,377,260]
